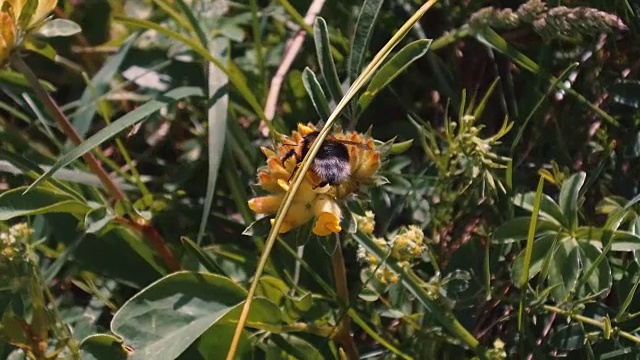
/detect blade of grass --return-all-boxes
[474,28,619,127]
[71,34,136,141]
[25,86,205,193]
[113,16,266,122]
[518,176,545,331]
[226,2,462,359]
[197,39,229,245]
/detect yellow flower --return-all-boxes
[0,13,16,64]
[0,0,58,65]
[353,210,375,234]
[269,202,314,234]
[312,195,342,236]
[248,123,382,235]
[2,0,57,29]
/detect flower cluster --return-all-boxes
[1,222,33,292]
[533,6,627,39]
[248,123,381,237]
[468,0,626,40]
[357,225,426,285]
[0,0,58,65]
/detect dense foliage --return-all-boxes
[1,0,640,359]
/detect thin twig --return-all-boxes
[262,0,326,127]
[10,54,127,201]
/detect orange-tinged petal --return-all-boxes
[0,13,15,65]
[248,195,282,214]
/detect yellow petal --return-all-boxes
[313,212,342,237]
[270,202,314,234]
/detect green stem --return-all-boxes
[10,54,127,201]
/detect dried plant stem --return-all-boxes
[262,0,326,122]
[10,54,127,201]
[331,239,359,359]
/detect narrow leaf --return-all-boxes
[314,17,343,105]
[348,0,385,82]
[197,39,229,244]
[25,86,205,193]
[559,172,586,231]
[301,67,331,121]
[73,34,137,139]
[0,186,91,220]
[358,39,432,111]
[36,19,82,37]
[513,192,568,227]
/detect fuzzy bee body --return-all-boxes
[282,130,369,187]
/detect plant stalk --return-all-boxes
[331,237,359,359]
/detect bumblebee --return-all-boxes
[282,131,372,187]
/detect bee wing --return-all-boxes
[333,139,372,150]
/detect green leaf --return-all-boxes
[548,238,580,301]
[348,0,385,82]
[0,186,91,221]
[73,34,136,139]
[197,39,229,244]
[576,227,640,252]
[26,86,205,192]
[36,19,82,37]
[358,39,432,111]
[301,67,331,121]
[314,17,343,105]
[111,271,282,360]
[512,233,556,283]
[577,241,612,295]
[513,192,567,227]
[79,334,129,360]
[492,217,560,244]
[0,68,56,92]
[75,226,167,288]
[389,139,413,155]
[180,236,225,274]
[558,172,586,231]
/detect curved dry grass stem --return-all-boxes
[226,1,439,358]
